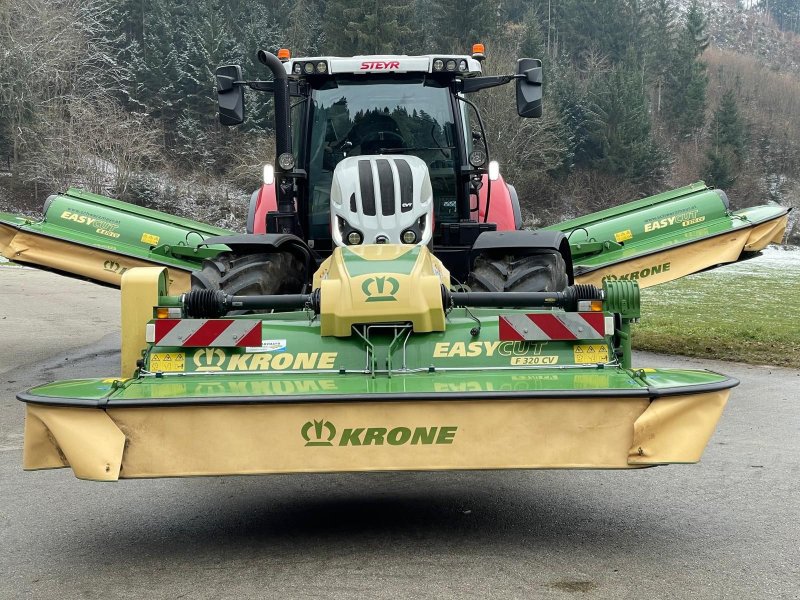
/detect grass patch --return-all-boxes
[633,249,800,368]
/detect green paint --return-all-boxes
[25,365,732,403]
[341,245,419,276]
[545,182,788,278]
[362,275,400,302]
[0,189,231,275]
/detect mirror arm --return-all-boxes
[460,74,515,94]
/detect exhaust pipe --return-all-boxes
[257,50,296,223]
[257,50,292,167]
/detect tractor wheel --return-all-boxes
[467,252,568,293]
[191,250,305,297]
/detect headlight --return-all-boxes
[469,150,487,167]
[347,231,363,245]
[401,229,417,244]
[278,153,295,170]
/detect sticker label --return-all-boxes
[60,209,121,238]
[573,344,609,364]
[141,233,161,245]
[301,419,457,447]
[510,356,559,366]
[150,352,186,372]
[245,339,287,353]
[614,229,633,243]
[192,349,337,372]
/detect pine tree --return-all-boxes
[323,0,413,55]
[704,87,747,188]
[589,59,669,187]
[550,61,604,172]
[664,0,708,135]
[646,0,677,118]
[710,88,746,160]
[285,0,325,55]
[705,147,736,189]
[684,0,710,57]
[428,0,498,54]
[551,0,648,66]
[520,5,547,60]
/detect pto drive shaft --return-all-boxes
[181,284,603,318]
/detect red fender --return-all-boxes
[470,174,520,231]
[247,183,277,234]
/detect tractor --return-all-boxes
[197,46,571,298]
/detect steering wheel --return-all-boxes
[358,131,406,155]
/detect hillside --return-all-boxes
[0,0,797,242]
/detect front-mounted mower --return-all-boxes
[20,249,737,481]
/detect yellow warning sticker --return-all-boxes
[141,232,161,245]
[150,352,185,372]
[573,344,609,364]
[614,229,633,243]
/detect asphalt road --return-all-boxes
[1,267,798,599]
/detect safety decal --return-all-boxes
[572,344,610,364]
[149,319,262,347]
[149,352,186,372]
[499,313,606,341]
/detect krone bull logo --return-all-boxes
[193,348,227,371]
[302,419,336,446]
[362,276,399,302]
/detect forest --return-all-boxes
[0,0,798,240]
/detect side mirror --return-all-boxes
[216,65,244,126]
[515,58,542,118]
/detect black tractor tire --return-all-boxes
[467,252,569,293]
[191,250,306,297]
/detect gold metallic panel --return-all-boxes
[120,267,169,378]
[743,215,789,251]
[629,390,730,465]
[23,405,126,481]
[21,391,729,480]
[317,245,449,337]
[576,229,754,289]
[0,229,190,292]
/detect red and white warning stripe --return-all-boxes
[499,312,611,342]
[146,319,262,347]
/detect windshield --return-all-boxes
[306,75,460,239]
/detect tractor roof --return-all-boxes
[283,55,483,77]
